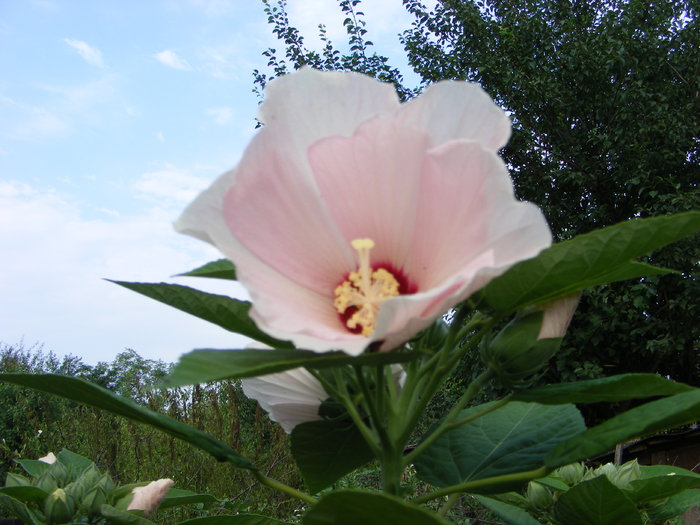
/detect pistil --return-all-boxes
[334,238,400,336]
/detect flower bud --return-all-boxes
[43,488,75,523]
[126,478,173,517]
[554,462,585,486]
[480,312,557,388]
[526,481,554,510]
[37,452,57,464]
[80,486,108,517]
[608,459,641,490]
[538,293,581,340]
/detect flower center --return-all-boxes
[334,238,400,337]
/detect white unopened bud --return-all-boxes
[37,452,57,464]
[538,292,581,339]
[127,478,173,516]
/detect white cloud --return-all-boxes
[0,180,249,364]
[206,106,233,125]
[153,50,192,71]
[155,131,165,143]
[64,38,105,68]
[132,168,211,204]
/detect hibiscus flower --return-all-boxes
[176,68,551,355]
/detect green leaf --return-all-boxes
[0,374,256,470]
[291,419,375,493]
[100,504,157,524]
[482,211,700,312]
[57,448,94,476]
[546,390,700,468]
[159,488,218,509]
[473,495,542,525]
[552,475,643,525]
[627,466,700,503]
[512,374,695,404]
[177,259,237,280]
[163,349,418,387]
[414,402,585,490]
[302,491,451,525]
[0,493,43,525]
[109,281,291,348]
[176,515,291,525]
[647,489,700,522]
[0,486,49,503]
[15,459,51,477]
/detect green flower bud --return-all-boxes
[36,471,58,494]
[554,463,585,486]
[43,488,75,524]
[97,473,116,493]
[609,460,641,490]
[80,486,108,517]
[480,312,560,388]
[46,461,69,486]
[526,481,554,510]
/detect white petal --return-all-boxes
[241,367,328,433]
[397,81,511,151]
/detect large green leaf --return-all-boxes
[553,475,643,525]
[482,211,700,312]
[647,489,700,522]
[177,515,291,525]
[473,495,542,525]
[291,418,375,493]
[0,486,49,503]
[159,488,218,509]
[163,349,418,387]
[0,493,43,525]
[0,374,256,470]
[512,374,695,404]
[302,491,450,525]
[16,459,51,477]
[109,281,290,348]
[177,259,237,280]
[627,465,700,503]
[57,449,94,472]
[546,390,700,468]
[414,402,585,490]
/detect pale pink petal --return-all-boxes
[223,128,355,294]
[538,292,581,339]
[409,141,551,289]
[309,116,431,270]
[397,81,511,151]
[241,367,328,433]
[258,67,400,145]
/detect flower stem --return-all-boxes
[413,466,550,504]
[252,470,317,505]
[403,369,495,466]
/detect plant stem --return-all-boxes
[403,369,495,466]
[413,466,550,504]
[438,493,461,516]
[252,470,317,505]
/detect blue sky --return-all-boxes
[0,0,419,365]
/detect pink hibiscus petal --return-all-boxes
[309,116,431,271]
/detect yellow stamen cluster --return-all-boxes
[334,238,400,336]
